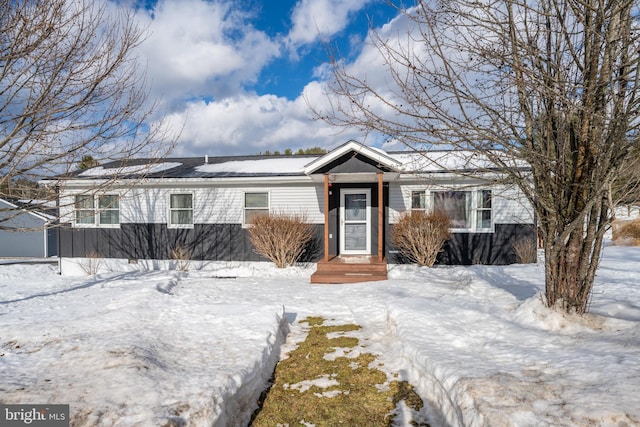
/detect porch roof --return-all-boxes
[303,140,402,176]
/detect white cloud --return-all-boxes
[130,0,401,157]
[136,0,280,107]
[286,0,373,48]
[305,10,425,150]
[162,92,361,156]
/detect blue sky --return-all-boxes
[129,0,403,157]
[251,0,396,99]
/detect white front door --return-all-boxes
[340,188,371,255]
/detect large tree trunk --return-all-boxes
[542,196,610,314]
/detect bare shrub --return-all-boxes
[612,219,640,246]
[248,212,316,268]
[391,211,451,267]
[81,250,102,275]
[512,237,538,264]
[170,245,192,272]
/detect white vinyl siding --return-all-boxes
[64,180,530,230]
[492,186,535,224]
[63,183,325,226]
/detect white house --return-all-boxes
[49,141,536,280]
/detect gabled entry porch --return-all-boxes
[309,174,388,283]
[304,141,401,284]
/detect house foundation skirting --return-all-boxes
[58,222,536,267]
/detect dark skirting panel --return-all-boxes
[386,223,537,265]
[59,223,325,263]
[60,222,533,265]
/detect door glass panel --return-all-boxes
[344,224,367,250]
[345,193,366,221]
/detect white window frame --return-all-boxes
[475,189,493,232]
[168,193,194,228]
[74,194,120,228]
[409,189,493,233]
[410,190,427,212]
[97,194,120,227]
[74,194,96,226]
[243,191,270,227]
[431,190,473,231]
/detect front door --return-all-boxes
[340,188,371,255]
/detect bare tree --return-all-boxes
[0,0,174,227]
[315,0,640,313]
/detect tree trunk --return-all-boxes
[543,197,609,314]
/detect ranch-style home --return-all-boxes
[49,140,536,281]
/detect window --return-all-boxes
[75,195,95,225]
[244,192,269,225]
[98,195,119,226]
[432,191,472,229]
[430,190,493,232]
[75,194,120,226]
[169,193,193,227]
[411,191,426,211]
[476,190,492,230]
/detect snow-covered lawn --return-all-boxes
[1,243,639,426]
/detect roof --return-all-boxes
[61,155,316,180]
[304,140,402,175]
[0,198,57,222]
[50,141,525,181]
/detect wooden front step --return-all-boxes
[310,256,388,284]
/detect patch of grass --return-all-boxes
[251,317,428,426]
[304,316,327,327]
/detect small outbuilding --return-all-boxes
[0,198,58,258]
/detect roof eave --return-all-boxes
[56,174,313,188]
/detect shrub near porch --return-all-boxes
[248,212,316,268]
[390,210,451,267]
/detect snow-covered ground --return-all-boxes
[1,243,639,426]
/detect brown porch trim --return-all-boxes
[323,173,330,262]
[377,172,383,262]
[321,173,385,263]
